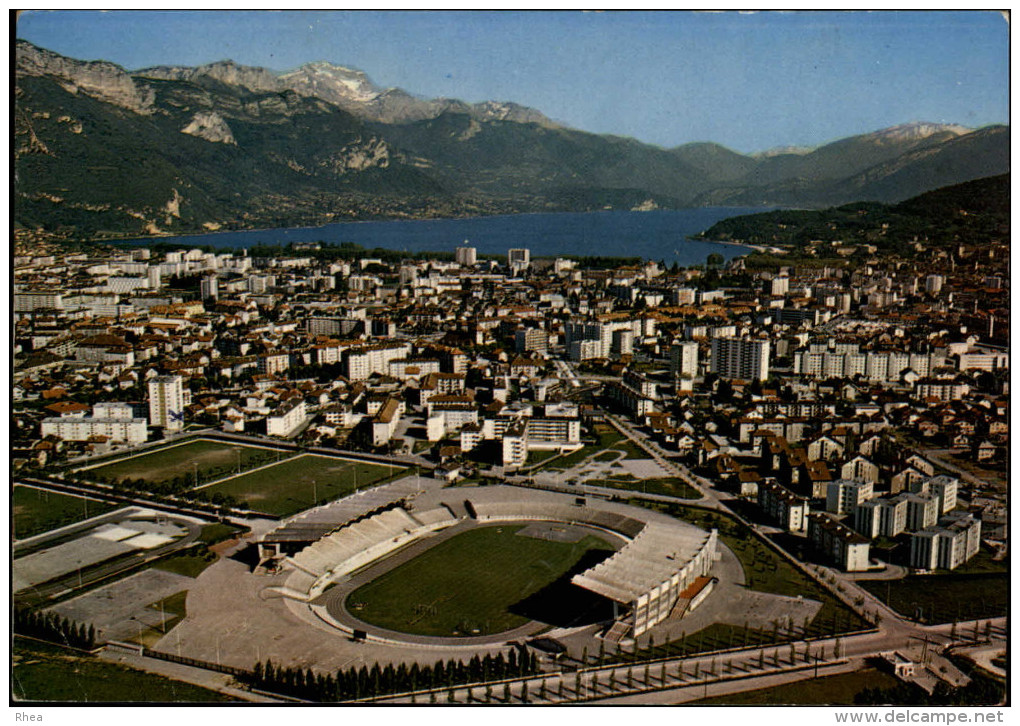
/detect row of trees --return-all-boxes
[92,473,245,503]
[14,607,96,650]
[241,649,540,702]
[61,472,246,517]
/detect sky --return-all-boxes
[15,10,1009,154]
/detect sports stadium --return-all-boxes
[258,479,719,646]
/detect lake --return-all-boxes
[120,207,770,264]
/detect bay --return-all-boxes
[119,207,771,264]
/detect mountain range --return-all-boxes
[14,40,1010,242]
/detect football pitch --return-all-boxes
[85,439,287,486]
[195,454,405,516]
[13,485,120,540]
[346,524,617,637]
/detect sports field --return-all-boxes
[85,439,288,487]
[13,485,119,540]
[195,454,405,516]
[347,524,616,637]
[860,572,1008,624]
[12,638,234,702]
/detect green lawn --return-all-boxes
[526,449,561,466]
[195,454,406,516]
[12,638,235,702]
[860,573,1008,624]
[13,486,119,540]
[197,522,247,545]
[610,439,651,460]
[348,525,616,637]
[540,424,629,471]
[129,591,190,647]
[152,549,217,579]
[692,668,901,705]
[588,477,700,499]
[85,439,289,488]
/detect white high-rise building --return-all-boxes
[826,479,875,515]
[507,248,530,274]
[200,274,219,301]
[455,244,477,266]
[670,341,699,379]
[710,338,770,381]
[148,375,186,432]
[770,276,790,297]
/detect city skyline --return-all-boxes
[14,9,1009,153]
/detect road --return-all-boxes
[364,617,1006,704]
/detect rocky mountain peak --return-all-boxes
[280,61,382,105]
[16,39,155,114]
[867,121,972,144]
[135,59,284,94]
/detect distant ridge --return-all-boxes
[14,40,1010,242]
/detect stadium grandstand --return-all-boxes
[263,484,717,640]
[258,475,444,559]
[571,523,717,639]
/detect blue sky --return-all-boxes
[15,10,1008,154]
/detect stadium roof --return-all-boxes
[571,522,712,604]
[261,475,443,543]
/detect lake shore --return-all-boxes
[110,207,775,264]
